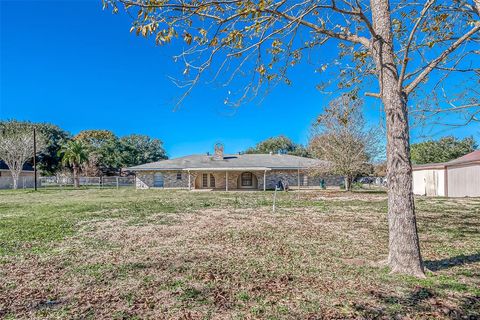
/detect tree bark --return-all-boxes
[11,170,19,190]
[371,0,425,277]
[73,165,80,188]
[344,176,352,191]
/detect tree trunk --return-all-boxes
[344,176,352,191]
[73,165,80,188]
[371,0,425,277]
[11,171,19,190]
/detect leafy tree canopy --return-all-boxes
[75,130,117,148]
[119,134,168,167]
[0,121,168,176]
[74,130,122,173]
[35,123,71,175]
[74,130,168,174]
[244,135,310,157]
[411,136,477,164]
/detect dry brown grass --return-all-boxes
[0,188,479,319]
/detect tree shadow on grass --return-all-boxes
[352,189,387,194]
[355,287,479,319]
[352,254,480,318]
[424,253,480,272]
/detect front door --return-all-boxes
[200,173,215,188]
[241,172,253,187]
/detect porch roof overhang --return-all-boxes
[183,167,272,171]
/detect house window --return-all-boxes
[153,173,164,188]
[176,172,182,180]
[241,172,253,186]
[210,174,215,188]
[202,174,208,187]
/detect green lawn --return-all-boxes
[0,188,479,319]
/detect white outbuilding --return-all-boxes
[412,150,480,197]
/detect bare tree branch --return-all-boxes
[398,0,435,90]
[266,8,370,46]
[405,22,480,95]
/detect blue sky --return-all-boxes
[0,1,478,158]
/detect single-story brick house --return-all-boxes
[128,144,340,190]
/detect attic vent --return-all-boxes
[213,143,224,160]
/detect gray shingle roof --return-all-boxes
[127,154,327,171]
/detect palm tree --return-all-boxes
[59,140,88,188]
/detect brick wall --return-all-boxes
[265,170,342,189]
[135,170,343,190]
[135,170,189,189]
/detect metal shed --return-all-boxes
[412,150,480,197]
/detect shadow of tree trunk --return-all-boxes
[424,253,480,271]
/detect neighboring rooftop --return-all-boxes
[413,150,480,170]
[127,153,327,171]
[447,150,480,165]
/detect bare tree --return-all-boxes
[104,0,480,277]
[309,95,381,191]
[0,121,45,189]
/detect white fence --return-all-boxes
[0,176,135,189]
[0,176,36,189]
[39,176,135,189]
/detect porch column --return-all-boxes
[298,168,300,191]
[263,170,266,191]
[188,170,191,190]
[226,171,228,191]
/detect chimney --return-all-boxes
[213,143,224,160]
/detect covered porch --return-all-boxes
[184,167,271,191]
